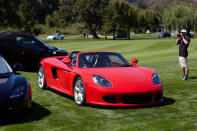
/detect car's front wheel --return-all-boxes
[38,65,47,90]
[74,77,86,106]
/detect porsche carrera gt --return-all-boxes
[38,51,163,106]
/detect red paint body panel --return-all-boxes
[40,51,163,106]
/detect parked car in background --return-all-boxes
[113,32,128,39]
[47,33,64,40]
[0,31,68,71]
[38,51,163,106]
[158,32,171,38]
[189,32,195,38]
[0,55,32,110]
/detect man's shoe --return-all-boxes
[182,75,188,80]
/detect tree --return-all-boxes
[73,0,110,38]
[45,14,57,27]
[0,0,20,28]
[137,9,159,33]
[137,0,147,9]
[19,0,36,33]
[162,4,195,32]
[152,2,167,23]
[57,0,76,28]
[103,0,137,39]
[102,4,118,38]
[36,0,59,24]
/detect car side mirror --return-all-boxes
[131,58,139,66]
[13,63,23,71]
[62,58,72,66]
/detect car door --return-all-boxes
[56,34,61,40]
[56,53,78,94]
[16,37,50,70]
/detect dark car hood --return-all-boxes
[0,73,28,105]
[51,46,58,50]
[50,47,68,56]
[0,74,15,104]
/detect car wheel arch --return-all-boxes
[72,75,81,91]
[38,64,47,89]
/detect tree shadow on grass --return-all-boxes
[87,96,176,109]
[189,76,197,80]
[0,102,51,126]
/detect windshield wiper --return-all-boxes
[120,65,132,67]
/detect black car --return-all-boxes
[158,32,171,38]
[0,31,68,71]
[0,55,32,109]
[113,32,128,39]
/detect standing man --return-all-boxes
[83,32,86,39]
[87,33,89,39]
[176,29,190,80]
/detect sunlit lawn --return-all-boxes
[1,35,197,131]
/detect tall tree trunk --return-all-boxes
[127,27,130,40]
[90,28,99,39]
[186,28,190,37]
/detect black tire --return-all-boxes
[74,77,86,106]
[38,65,47,90]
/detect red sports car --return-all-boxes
[38,51,163,106]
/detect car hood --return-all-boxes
[0,74,28,104]
[80,67,159,92]
[0,74,15,104]
[50,47,68,56]
[82,67,154,84]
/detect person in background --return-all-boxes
[87,33,89,39]
[83,32,86,39]
[176,29,190,80]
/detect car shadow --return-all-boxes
[0,102,51,126]
[86,96,176,109]
[47,87,74,101]
[46,88,176,110]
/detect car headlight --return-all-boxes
[152,73,161,85]
[93,75,113,87]
[9,86,26,99]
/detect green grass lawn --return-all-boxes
[1,35,197,131]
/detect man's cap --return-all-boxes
[181,29,187,33]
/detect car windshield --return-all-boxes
[0,57,13,74]
[78,52,131,68]
[35,37,53,49]
[51,34,57,36]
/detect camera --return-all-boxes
[177,33,181,37]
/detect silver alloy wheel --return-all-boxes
[38,66,45,89]
[74,78,85,105]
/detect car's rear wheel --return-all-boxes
[74,77,86,106]
[38,65,47,90]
